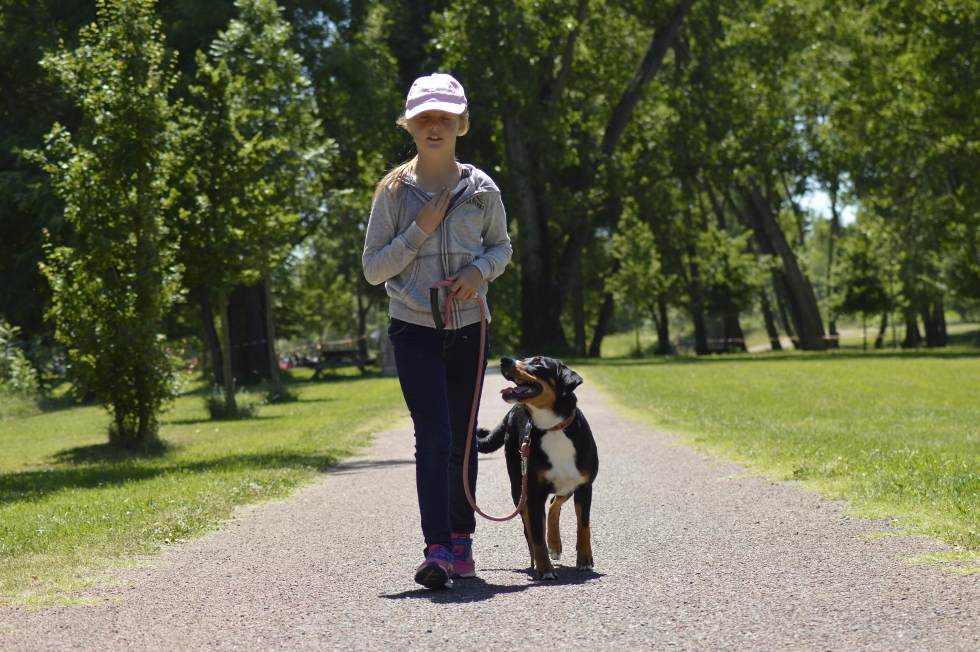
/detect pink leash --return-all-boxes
[430,280,529,522]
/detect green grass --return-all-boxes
[581,347,980,571]
[0,368,404,606]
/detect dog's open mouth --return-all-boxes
[501,374,543,400]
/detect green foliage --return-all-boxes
[0,1,94,342]
[178,0,334,292]
[833,227,893,320]
[0,321,40,397]
[26,0,185,445]
[694,227,763,316]
[607,208,666,353]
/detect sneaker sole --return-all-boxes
[415,564,453,590]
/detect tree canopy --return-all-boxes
[1,0,978,430]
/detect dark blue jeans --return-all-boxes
[388,318,489,552]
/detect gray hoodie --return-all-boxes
[362,164,513,329]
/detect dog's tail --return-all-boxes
[476,426,505,454]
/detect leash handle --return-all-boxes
[429,280,455,330]
[431,280,528,523]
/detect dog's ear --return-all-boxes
[554,362,583,398]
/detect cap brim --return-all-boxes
[405,99,467,119]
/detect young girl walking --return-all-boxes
[362,73,512,590]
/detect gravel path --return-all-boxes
[3,366,980,651]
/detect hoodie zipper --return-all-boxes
[406,178,486,330]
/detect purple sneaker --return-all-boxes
[451,533,475,578]
[415,545,453,590]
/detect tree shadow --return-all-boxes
[0,449,342,506]
[51,440,172,465]
[378,568,602,603]
[164,414,283,426]
[326,458,415,475]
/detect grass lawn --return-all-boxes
[0,369,404,606]
[581,345,980,571]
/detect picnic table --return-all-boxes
[283,338,372,379]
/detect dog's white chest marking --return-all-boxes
[540,430,586,496]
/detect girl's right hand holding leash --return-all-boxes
[415,188,452,234]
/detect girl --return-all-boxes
[362,73,512,590]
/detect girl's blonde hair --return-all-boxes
[372,110,470,204]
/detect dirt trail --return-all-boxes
[3,367,980,651]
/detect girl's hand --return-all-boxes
[447,265,484,302]
[415,188,452,234]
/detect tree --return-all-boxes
[435,0,696,353]
[177,0,332,409]
[0,1,95,344]
[833,227,892,350]
[607,208,668,356]
[29,0,184,446]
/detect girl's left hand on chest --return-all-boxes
[447,265,484,302]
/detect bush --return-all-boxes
[204,385,264,420]
[1,321,39,395]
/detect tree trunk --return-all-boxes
[744,187,826,350]
[263,274,282,391]
[723,313,747,352]
[589,293,615,358]
[923,296,947,347]
[199,285,223,385]
[503,112,561,351]
[572,269,587,355]
[217,288,237,414]
[874,312,888,348]
[227,284,271,385]
[825,183,841,349]
[902,314,922,348]
[759,289,782,351]
[655,294,672,355]
[688,248,709,355]
[600,0,698,156]
[771,275,800,349]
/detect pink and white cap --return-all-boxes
[405,73,467,119]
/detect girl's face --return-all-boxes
[407,110,461,155]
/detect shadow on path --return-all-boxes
[327,458,415,475]
[379,570,603,603]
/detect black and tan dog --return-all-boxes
[477,356,598,580]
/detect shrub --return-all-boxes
[204,385,264,420]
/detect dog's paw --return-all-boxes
[549,547,562,561]
[576,562,594,571]
[536,570,558,580]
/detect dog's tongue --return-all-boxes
[501,386,532,395]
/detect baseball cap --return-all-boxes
[405,73,467,119]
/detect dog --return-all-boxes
[477,356,598,580]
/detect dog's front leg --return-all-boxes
[522,491,556,579]
[547,494,570,561]
[573,483,594,571]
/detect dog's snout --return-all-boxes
[500,357,516,372]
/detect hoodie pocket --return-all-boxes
[390,256,439,313]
